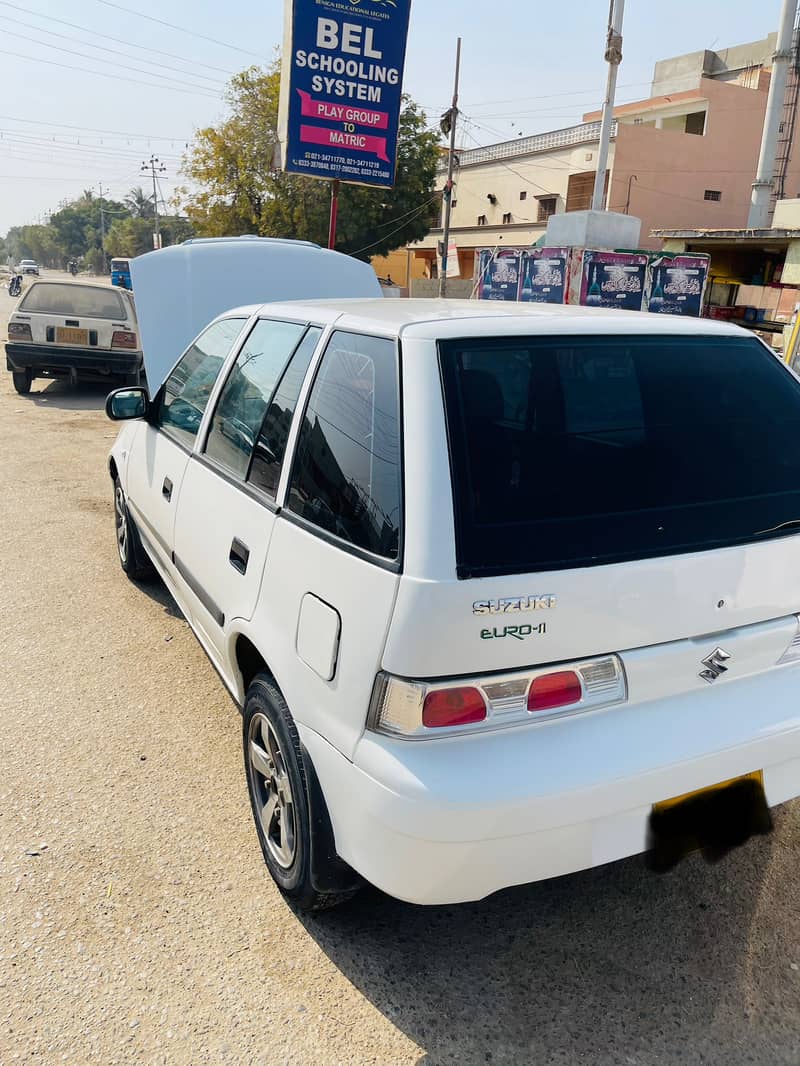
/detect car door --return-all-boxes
[124,316,248,580]
[172,320,322,666]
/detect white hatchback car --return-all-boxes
[107,299,800,909]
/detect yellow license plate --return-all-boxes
[653,770,763,814]
[56,327,88,345]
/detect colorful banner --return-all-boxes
[519,248,568,304]
[580,250,648,312]
[278,0,411,188]
[647,255,709,316]
[475,249,522,301]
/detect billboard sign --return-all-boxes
[647,254,709,316]
[580,250,648,311]
[475,249,522,300]
[279,0,412,189]
[519,248,568,304]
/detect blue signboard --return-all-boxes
[279,0,412,188]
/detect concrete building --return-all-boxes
[399,33,797,283]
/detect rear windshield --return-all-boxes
[20,283,126,320]
[439,334,800,577]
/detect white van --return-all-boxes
[106,295,800,910]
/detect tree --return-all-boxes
[106,214,194,258]
[125,186,154,219]
[180,63,441,260]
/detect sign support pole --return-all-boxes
[328,179,340,250]
[439,37,461,299]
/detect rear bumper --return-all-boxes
[6,342,141,377]
[301,666,800,905]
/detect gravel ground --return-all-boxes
[0,274,799,1065]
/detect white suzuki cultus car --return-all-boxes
[106,244,800,910]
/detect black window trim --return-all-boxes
[200,318,320,491]
[283,327,405,572]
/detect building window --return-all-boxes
[537,197,557,222]
[684,111,706,136]
[451,199,457,208]
[566,170,607,212]
[704,189,722,201]
[519,191,527,201]
[477,214,488,226]
[502,212,512,224]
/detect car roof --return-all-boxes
[219,297,749,341]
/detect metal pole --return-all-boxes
[439,37,461,298]
[748,0,799,228]
[98,181,106,273]
[592,0,625,212]
[151,163,160,243]
[328,179,340,250]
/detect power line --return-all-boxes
[0,114,190,142]
[0,0,236,77]
[0,12,228,86]
[90,0,265,59]
[350,198,439,256]
[3,29,224,96]
[0,47,222,99]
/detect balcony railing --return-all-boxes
[451,120,617,168]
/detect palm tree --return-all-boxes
[125,186,154,219]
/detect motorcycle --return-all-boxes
[8,274,22,297]
[68,261,78,276]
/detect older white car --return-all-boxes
[106,279,800,910]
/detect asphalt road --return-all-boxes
[1,273,799,1065]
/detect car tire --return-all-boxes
[243,674,359,912]
[12,369,32,395]
[113,478,152,580]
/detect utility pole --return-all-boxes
[142,155,167,249]
[592,0,625,212]
[748,0,799,227]
[98,181,106,274]
[439,37,461,299]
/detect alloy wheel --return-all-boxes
[247,713,297,869]
[114,485,129,565]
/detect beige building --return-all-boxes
[395,33,798,283]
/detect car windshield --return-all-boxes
[19,283,126,320]
[439,333,800,577]
[111,260,130,272]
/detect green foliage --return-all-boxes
[2,187,194,269]
[180,63,441,260]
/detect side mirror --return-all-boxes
[106,387,148,421]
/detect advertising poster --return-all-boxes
[647,255,709,316]
[278,0,412,188]
[580,250,648,312]
[519,248,568,304]
[475,249,523,301]
[437,238,460,279]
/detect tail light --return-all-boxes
[368,655,627,739]
[111,330,138,349]
[8,322,32,341]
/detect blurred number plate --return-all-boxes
[56,327,88,345]
[648,770,771,872]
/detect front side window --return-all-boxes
[204,319,307,479]
[248,327,321,496]
[157,317,245,449]
[287,331,402,560]
[440,334,800,576]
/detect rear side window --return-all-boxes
[287,331,402,560]
[204,319,307,479]
[439,334,800,576]
[248,327,321,496]
[19,283,125,319]
[157,317,245,449]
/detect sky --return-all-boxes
[0,0,786,235]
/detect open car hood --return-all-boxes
[129,236,381,393]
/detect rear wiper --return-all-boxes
[754,518,800,536]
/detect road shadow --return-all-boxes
[297,821,796,1065]
[28,379,112,412]
[136,571,184,621]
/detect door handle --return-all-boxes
[229,537,250,575]
[162,477,173,501]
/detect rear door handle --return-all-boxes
[162,477,173,501]
[229,537,250,575]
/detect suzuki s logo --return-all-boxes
[699,647,731,684]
